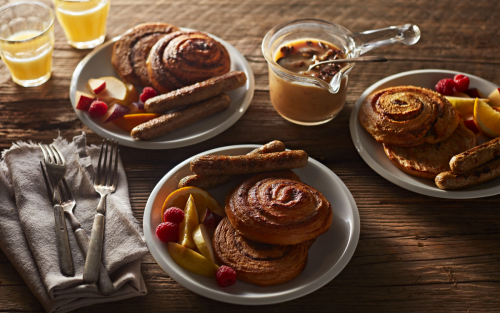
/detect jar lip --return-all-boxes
[0,1,55,43]
[262,19,355,89]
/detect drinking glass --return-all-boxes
[53,0,110,49]
[0,1,55,87]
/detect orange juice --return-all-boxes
[53,0,110,49]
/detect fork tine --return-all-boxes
[39,144,49,162]
[111,141,119,188]
[95,139,106,185]
[40,161,54,204]
[106,140,115,186]
[60,178,74,202]
[44,144,55,163]
[50,144,65,166]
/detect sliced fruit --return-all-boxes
[75,91,95,111]
[103,103,130,123]
[178,195,198,250]
[95,77,130,105]
[192,224,215,263]
[474,98,500,138]
[465,88,486,99]
[445,96,488,119]
[161,187,225,223]
[167,242,219,277]
[487,87,500,107]
[125,83,139,103]
[463,119,479,134]
[201,208,216,229]
[87,78,106,94]
[128,102,146,114]
[113,113,161,132]
[452,91,470,98]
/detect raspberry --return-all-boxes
[216,265,237,287]
[156,222,179,242]
[453,74,470,93]
[88,100,108,118]
[140,87,158,103]
[164,207,184,223]
[435,78,455,96]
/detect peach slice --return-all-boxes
[178,194,198,250]
[474,98,500,138]
[125,83,139,103]
[487,87,500,107]
[112,113,160,132]
[192,224,215,263]
[445,96,489,120]
[167,242,219,277]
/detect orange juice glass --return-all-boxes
[53,0,110,49]
[0,2,55,87]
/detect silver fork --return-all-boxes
[39,144,74,277]
[84,139,119,284]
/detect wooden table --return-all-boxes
[2,0,500,311]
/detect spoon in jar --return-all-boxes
[308,56,387,71]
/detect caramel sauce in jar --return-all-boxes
[269,39,349,125]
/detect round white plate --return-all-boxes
[143,145,360,305]
[70,30,255,149]
[350,69,500,199]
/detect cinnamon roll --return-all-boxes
[225,171,333,245]
[112,23,180,86]
[213,217,308,286]
[147,31,231,93]
[359,86,460,147]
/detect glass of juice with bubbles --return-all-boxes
[0,1,55,87]
[53,0,110,49]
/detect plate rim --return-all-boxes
[142,144,360,305]
[70,30,255,150]
[349,69,500,199]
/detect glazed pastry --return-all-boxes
[383,122,477,179]
[147,31,231,93]
[225,171,333,245]
[111,23,180,86]
[213,217,309,286]
[359,86,460,147]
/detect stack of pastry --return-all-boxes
[213,170,333,286]
[359,86,477,180]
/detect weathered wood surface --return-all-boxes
[1,0,500,312]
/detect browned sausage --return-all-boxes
[178,140,286,189]
[144,71,247,113]
[450,137,500,174]
[436,157,500,190]
[190,150,308,175]
[131,93,230,140]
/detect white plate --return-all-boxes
[143,145,360,305]
[350,69,500,199]
[70,30,255,150]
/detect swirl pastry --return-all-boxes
[147,31,231,93]
[225,171,333,245]
[112,23,180,86]
[359,86,460,147]
[213,217,309,286]
[383,122,477,179]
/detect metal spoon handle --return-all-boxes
[309,56,387,70]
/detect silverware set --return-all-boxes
[39,140,118,295]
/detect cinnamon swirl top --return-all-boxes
[359,86,460,147]
[225,171,333,245]
[147,31,231,93]
[213,217,308,286]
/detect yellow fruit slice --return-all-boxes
[167,242,219,277]
[446,96,490,120]
[178,195,198,250]
[193,224,215,263]
[452,91,470,98]
[474,98,500,138]
[488,88,500,107]
[161,187,225,223]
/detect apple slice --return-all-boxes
[167,242,219,277]
[201,208,216,229]
[95,77,130,105]
[125,83,139,103]
[487,87,500,107]
[128,102,146,114]
[465,88,486,99]
[178,194,198,250]
[75,91,95,111]
[100,103,130,123]
[87,78,106,94]
[192,224,215,263]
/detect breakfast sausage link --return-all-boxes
[190,150,308,176]
[436,157,500,190]
[178,140,286,189]
[450,137,500,174]
[131,93,230,141]
[144,71,247,113]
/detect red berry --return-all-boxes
[435,78,455,96]
[140,87,158,102]
[216,265,237,287]
[88,100,108,118]
[164,207,185,223]
[156,222,179,242]
[453,74,470,93]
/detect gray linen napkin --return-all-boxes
[0,133,149,313]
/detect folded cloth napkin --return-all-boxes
[0,133,149,313]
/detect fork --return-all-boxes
[84,139,119,284]
[39,144,74,277]
[40,165,116,295]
